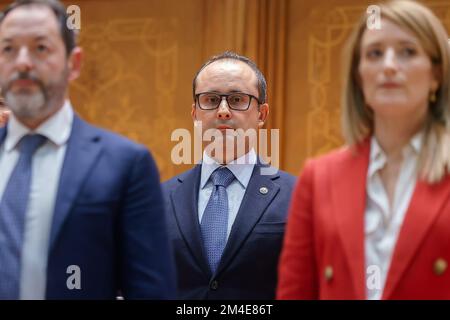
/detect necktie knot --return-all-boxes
[210,167,235,188]
[19,134,46,157]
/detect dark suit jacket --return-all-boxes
[0,115,175,299]
[163,162,295,299]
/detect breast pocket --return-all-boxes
[253,222,285,234]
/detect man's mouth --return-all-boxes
[11,79,37,89]
[216,125,234,130]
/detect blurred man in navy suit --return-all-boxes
[0,0,175,299]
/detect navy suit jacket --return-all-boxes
[0,115,175,299]
[163,162,295,299]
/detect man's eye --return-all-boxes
[204,95,219,103]
[36,44,48,53]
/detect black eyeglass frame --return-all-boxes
[194,92,261,111]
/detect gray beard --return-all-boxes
[5,89,48,121]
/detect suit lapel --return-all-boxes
[49,116,102,251]
[216,163,280,276]
[171,165,211,276]
[382,177,450,299]
[332,142,370,299]
[0,127,6,145]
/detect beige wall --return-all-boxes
[1,0,449,180]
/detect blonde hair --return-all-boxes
[341,0,450,183]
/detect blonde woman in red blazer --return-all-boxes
[277,0,450,300]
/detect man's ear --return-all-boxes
[68,47,83,82]
[258,103,269,128]
[191,103,197,122]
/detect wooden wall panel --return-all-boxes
[284,0,450,175]
[64,0,204,180]
[0,0,448,180]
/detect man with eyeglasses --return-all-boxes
[163,51,295,299]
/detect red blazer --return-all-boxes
[277,140,450,299]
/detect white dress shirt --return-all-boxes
[365,132,422,300]
[0,101,73,299]
[198,149,257,240]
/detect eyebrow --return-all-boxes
[363,39,419,48]
[203,89,247,94]
[1,34,50,42]
[35,35,50,41]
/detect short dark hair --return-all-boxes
[0,0,76,56]
[193,51,267,104]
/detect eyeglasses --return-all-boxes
[195,92,260,111]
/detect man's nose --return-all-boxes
[217,97,231,119]
[15,47,33,73]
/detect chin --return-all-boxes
[215,134,236,148]
[371,98,408,111]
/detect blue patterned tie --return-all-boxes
[0,134,46,299]
[201,167,235,274]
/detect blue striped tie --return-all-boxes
[0,134,46,299]
[200,167,235,274]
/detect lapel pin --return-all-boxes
[259,187,269,195]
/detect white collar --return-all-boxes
[200,149,257,189]
[368,131,423,177]
[5,100,74,152]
